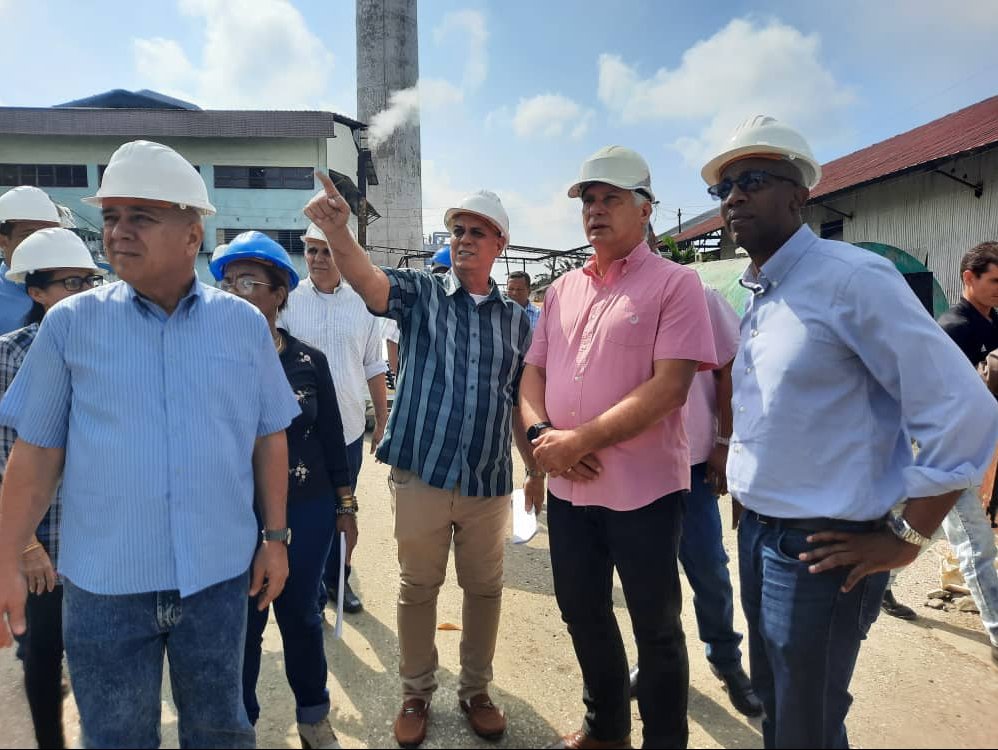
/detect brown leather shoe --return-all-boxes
[548,729,632,749]
[393,698,429,748]
[459,693,507,740]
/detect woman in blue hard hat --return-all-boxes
[0,227,106,750]
[210,231,354,750]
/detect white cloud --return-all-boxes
[132,0,336,109]
[513,94,594,140]
[368,79,464,148]
[597,18,855,166]
[432,9,488,92]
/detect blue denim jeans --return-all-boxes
[243,494,336,725]
[62,572,254,749]
[889,486,998,645]
[678,463,743,673]
[738,511,888,749]
[321,435,364,599]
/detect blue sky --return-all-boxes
[2,0,997,250]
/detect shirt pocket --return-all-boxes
[604,301,656,348]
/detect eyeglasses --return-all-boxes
[218,278,274,294]
[707,170,801,201]
[44,275,104,292]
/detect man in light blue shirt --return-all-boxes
[701,116,998,749]
[0,141,300,749]
[0,186,63,334]
[504,270,541,329]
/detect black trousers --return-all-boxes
[23,585,65,749]
[548,491,689,749]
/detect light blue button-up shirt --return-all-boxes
[0,280,300,596]
[0,261,33,335]
[728,225,998,521]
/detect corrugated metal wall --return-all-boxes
[803,148,998,304]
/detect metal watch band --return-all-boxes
[262,527,292,545]
[888,513,931,547]
[525,468,546,478]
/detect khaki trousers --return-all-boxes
[389,467,510,702]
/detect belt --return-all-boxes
[747,509,885,534]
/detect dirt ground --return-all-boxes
[2,437,997,748]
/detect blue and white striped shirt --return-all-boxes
[0,280,300,597]
[0,261,32,336]
[376,269,532,497]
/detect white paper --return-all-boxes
[511,489,538,544]
[335,531,346,639]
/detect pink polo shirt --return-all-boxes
[525,241,717,511]
[683,287,741,465]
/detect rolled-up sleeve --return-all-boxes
[0,311,71,449]
[254,320,301,436]
[838,260,998,497]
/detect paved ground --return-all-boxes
[2,437,997,748]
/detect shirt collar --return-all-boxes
[443,270,502,303]
[128,277,202,319]
[583,240,653,283]
[739,224,816,294]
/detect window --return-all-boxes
[820,219,844,241]
[0,164,88,188]
[218,228,305,255]
[214,166,314,190]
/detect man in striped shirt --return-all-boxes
[305,175,538,749]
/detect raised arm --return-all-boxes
[304,170,392,314]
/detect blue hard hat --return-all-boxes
[431,247,451,269]
[209,231,300,290]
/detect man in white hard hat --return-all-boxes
[0,186,62,334]
[280,221,389,615]
[0,140,300,749]
[519,145,717,749]
[704,115,998,748]
[304,175,537,748]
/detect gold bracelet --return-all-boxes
[22,542,42,555]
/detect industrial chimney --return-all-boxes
[356,0,424,266]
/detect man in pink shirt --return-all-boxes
[519,146,717,750]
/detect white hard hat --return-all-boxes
[0,186,62,224]
[701,115,822,189]
[83,140,216,216]
[568,146,655,203]
[6,227,106,283]
[300,222,328,245]
[444,190,510,248]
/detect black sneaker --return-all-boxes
[881,589,918,621]
[711,665,764,718]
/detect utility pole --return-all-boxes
[677,208,682,234]
[357,147,369,250]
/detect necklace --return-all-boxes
[273,330,285,354]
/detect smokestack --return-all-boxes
[357,0,424,266]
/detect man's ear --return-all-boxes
[789,185,810,215]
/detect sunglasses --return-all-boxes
[43,275,104,292]
[708,170,801,201]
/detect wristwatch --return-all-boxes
[262,528,292,545]
[526,421,553,442]
[886,513,931,548]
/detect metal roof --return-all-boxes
[0,106,367,139]
[674,95,998,242]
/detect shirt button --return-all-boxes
[574,375,581,381]
[733,445,741,454]
[570,411,576,417]
[739,406,745,413]
[751,329,759,337]
[745,367,753,374]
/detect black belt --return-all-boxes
[747,509,885,534]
